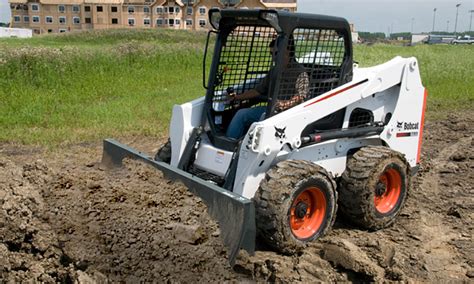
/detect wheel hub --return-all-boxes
[375,181,387,196]
[295,202,308,219]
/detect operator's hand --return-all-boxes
[226,87,237,103]
[226,91,237,103]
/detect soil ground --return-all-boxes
[1,111,473,283]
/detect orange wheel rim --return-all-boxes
[290,187,327,239]
[374,168,402,214]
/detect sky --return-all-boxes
[1,0,474,33]
[298,0,474,33]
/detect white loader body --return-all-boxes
[169,56,426,199]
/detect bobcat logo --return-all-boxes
[397,121,403,129]
[274,126,286,139]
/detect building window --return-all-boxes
[45,16,53,24]
[128,6,134,14]
[144,18,150,25]
[128,18,135,26]
[33,29,40,34]
[31,4,39,11]
[32,16,40,23]
[59,29,67,33]
[111,18,118,24]
[199,7,206,15]
[84,6,91,12]
[85,17,91,24]
[156,7,163,13]
[175,7,180,13]
[168,7,174,14]
[175,19,180,25]
[72,5,80,13]
[97,6,103,12]
[186,19,192,26]
[73,17,80,24]
[168,19,174,26]
[156,19,163,26]
[111,6,117,12]
[59,16,66,24]
[58,5,65,13]
[48,29,53,33]
[143,6,150,13]
[24,16,29,22]
[199,19,206,27]
[183,0,194,4]
[187,7,193,15]
[14,16,21,23]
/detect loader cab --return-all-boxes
[203,9,353,150]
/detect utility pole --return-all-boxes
[470,10,474,32]
[454,3,461,34]
[432,8,437,32]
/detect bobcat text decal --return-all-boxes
[396,121,419,138]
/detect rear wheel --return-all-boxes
[339,146,410,229]
[254,160,337,254]
[154,138,171,164]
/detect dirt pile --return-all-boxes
[0,159,78,282]
[0,112,473,282]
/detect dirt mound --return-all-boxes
[1,112,473,282]
[0,159,78,282]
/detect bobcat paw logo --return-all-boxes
[274,126,286,139]
[396,121,403,129]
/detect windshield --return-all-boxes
[211,25,277,111]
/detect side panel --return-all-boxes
[380,60,426,167]
[169,96,205,167]
[288,138,383,176]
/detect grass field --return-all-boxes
[1,29,473,146]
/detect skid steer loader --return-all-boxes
[103,9,427,265]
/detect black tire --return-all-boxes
[154,138,171,164]
[254,160,338,254]
[339,146,410,230]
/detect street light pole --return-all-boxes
[454,3,461,34]
[432,8,437,32]
[470,10,474,32]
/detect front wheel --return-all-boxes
[339,146,410,229]
[254,160,338,254]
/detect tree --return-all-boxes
[358,32,386,42]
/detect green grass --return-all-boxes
[354,44,474,114]
[0,29,210,145]
[1,29,473,146]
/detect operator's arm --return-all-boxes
[229,72,270,101]
[232,89,261,101]
[275,72,309,111]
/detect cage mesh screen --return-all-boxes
[212,26,276,111]
[276,28,346,105]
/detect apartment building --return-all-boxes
[9,0,297,34]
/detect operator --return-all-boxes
[226,37,309,139]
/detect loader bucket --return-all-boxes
[102,139,256,265]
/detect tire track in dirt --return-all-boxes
[414,136,473,278]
